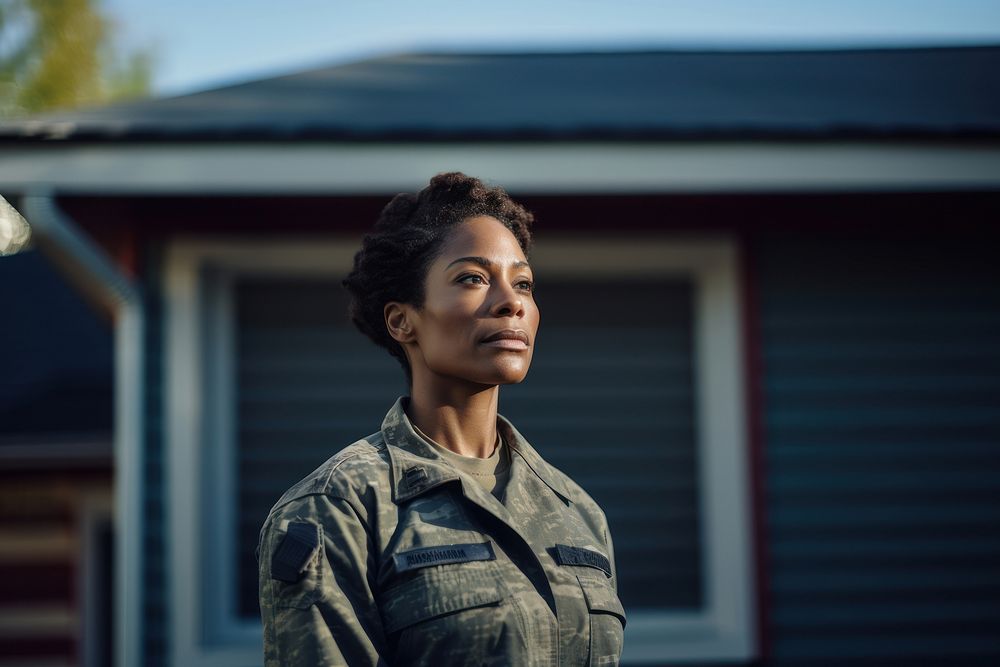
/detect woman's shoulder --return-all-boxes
[533,454,610,528]
[266,430,392,516]
[548,463,604,517]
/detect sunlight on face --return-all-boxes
[408,215,540,387]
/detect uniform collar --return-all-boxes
[381,395,573,505]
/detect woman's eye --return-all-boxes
[459,274,487,285]
[517,280,535,292]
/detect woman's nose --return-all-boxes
[491,283,524,317]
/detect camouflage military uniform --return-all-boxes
[257,396,626,666]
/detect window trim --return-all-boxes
[79,487,113,667]
[164,234,756,666]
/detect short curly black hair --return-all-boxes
[342,172,535,386]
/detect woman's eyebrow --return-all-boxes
[445,256,531,271]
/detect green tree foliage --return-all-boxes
[0,0,153,116]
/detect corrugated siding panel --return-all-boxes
[235,276,701,619]
[757,235,1000,665]
[0,487,82,667]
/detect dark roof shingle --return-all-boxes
[2,46,998,141]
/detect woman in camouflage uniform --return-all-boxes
[258,172,626,666]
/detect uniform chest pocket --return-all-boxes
[578,574,627,666]
[378,564,522,664]
[379,565,504,633]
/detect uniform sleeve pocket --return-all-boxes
[578,575,627,628]
[379,568,504,634]
[269,520,325,610]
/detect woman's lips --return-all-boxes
[480,338,529,350]
[480,329,529,348]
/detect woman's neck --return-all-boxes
[405,383,500,458]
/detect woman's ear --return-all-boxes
[384,302,416,344]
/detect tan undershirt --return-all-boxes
[411,422,512,501]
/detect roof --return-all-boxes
[2,45,999,143]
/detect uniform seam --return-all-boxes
[321,451,363,487]
[320,440,386,490]
[268,488,373,523]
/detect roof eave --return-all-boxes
[2,126,1000,145]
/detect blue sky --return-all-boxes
[103,0,1000,96]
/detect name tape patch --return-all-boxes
[270,521,320,583]
[552,544,612,577]
[393,542,496,573]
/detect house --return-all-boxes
[0,244,114,667]
[1,45,999,666]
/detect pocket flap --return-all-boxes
[380,569,503,634]
[578,575,627,628]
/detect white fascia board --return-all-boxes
[1,142,999,194]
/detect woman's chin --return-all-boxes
[427,359,532,387]
[461,365,530,386]
[490,366,531,385]
[493,374,528,386]
[491,358,531,384]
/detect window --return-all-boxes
[164,234,754,666]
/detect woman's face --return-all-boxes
[393,215,539,388]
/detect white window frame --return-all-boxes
[164,234,755,666]
[80,486,114,667]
